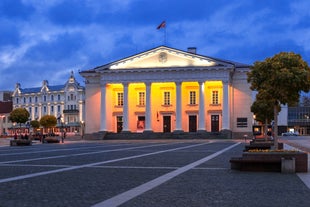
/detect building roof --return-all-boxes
[20,85,65,94]
[80,45,251,73]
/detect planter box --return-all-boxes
[10,139,32,146]
[244,142,283,151]
[230,151,307,173]
[44,137,60,143]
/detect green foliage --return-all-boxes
[248,52,310,145]
[9,108,30,124]
[39,115,57,128]
[248,52,310,106]
[251,92,275,123]
[30,120,40,128]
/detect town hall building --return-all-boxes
[80,46,253,139]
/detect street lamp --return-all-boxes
[80,121,85,139]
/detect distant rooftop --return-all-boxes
[20,85,65,94]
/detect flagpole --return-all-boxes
[164,25,167,45]
[157,21,167,45]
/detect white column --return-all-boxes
[144,82,153,132]
[198,81,206,131]
[100,84,107,131]
[122,83,130,132]
[0,115,4,136]
[174,81,183,132]
[222,81,230,130]
[38,105,42,119]
[79,102,83,121]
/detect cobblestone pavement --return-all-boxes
[0,138,310,207]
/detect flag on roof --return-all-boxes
[157,21,166,30]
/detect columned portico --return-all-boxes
[174,81,183,132]
[80,45,253,139]
[100,84,107,131]
[144,82,153,132]
[122,82,130,132]
[198,81,206,132]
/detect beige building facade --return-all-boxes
[80,46,253,138]
[12,72,85,134]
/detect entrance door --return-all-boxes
[137,116,145,132]
[211,115,219,132]
[163,116,171,133]
[189,115,197,132]
[116,116,123,133]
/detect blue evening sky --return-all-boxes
[0,0,310,90]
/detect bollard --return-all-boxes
[244,134,248,143]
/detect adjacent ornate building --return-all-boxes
[80,46,254,138]
[12,72,85,134]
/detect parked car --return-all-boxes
[281,132,299,136]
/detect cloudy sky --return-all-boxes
[1,0,310,90]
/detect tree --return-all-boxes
[251,91,279,139]
[248,52,310,148]
[30,120,40,133]
[9,108,30,134]
[39,115,57,134]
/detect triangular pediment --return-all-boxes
[107,46,231,70]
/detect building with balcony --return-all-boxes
[12,72,85,134]
[80,46,253,138]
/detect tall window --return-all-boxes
[44,95,46,102]
[16,98,19,104]
[51,95,54,101]
[57,105,61,113]
[23,97,26,103]
[212,90,219,104]
[117,92,124,106]
[58,94,61,101]
[35,96,38,103]
[51,105,54,113]
[29,97,32,103]
[189,91,196,105]
[70,94,74,101]
[164,91,171,106]
[29,107,32,114]
[138,92,145,106]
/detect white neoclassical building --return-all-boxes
[80,46,253,138]
[12,72,85,134]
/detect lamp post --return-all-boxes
[80,121,85,139]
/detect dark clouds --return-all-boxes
[0,0,310,90]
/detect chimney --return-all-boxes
[187,47,197,54]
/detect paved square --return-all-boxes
[0,140,309,207]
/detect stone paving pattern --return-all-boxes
[0,137,309,207]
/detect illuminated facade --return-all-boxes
[80,46,253,138]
